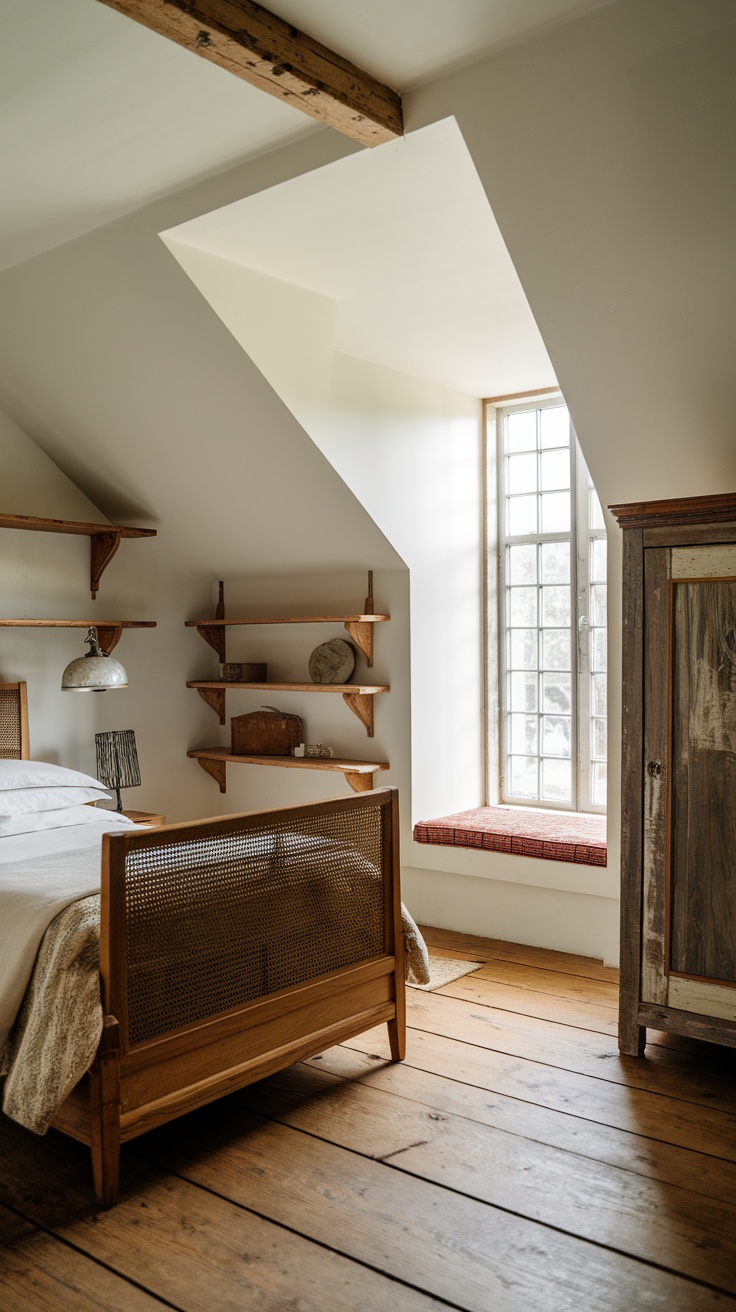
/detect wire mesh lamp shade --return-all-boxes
[95,729,141,812]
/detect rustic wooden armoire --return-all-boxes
[612,493,736,1056]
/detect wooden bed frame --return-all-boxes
[1,686,404,1207]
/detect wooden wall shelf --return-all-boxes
[186,680,389,735]
[185,614,389,666]
[0,619,156,653]
[187,748,389,795]
[0,513,156,599]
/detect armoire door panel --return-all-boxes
[669,578,736,985]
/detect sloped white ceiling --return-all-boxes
[1,0,608,272]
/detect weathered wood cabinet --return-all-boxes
[612,494,736,1056]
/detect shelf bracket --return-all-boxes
[344,620,373,667]
[95,624,123,654]
[90,530,122,600]
[345,770,376,793]
[342,691,374,737]
[196,686,226,725]
[196,625,227,663]
[192,755,227,793]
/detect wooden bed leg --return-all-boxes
[387,1014,406,1062]
[89,1016,122,1208]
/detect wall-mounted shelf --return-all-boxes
[0,513,156,599]
[185,613,389,666]
[187,748,389,795]
[186,680,389,735]
[0,619,156,653]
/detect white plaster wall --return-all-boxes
[398,0,736,962]
[0,406,214,821]
[157,246,484,823]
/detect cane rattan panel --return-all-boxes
[0,684,25,759]
[122,802,386,1047]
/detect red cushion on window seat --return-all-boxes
[413,805,606,867]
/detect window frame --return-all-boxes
[487,394,606,815]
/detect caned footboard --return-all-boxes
[53,787,403,1206]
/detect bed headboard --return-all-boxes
[0,682,29,759]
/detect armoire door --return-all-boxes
[642,542,736,1021]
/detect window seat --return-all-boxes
[413,805,607,868]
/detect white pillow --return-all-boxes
[0,786,111,817]
[0,804,133,837]
[0,759,107,792]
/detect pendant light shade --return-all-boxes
[61,627,128,692]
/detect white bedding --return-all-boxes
[0,811,136,1051]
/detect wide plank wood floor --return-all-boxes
[2,926,736,1311]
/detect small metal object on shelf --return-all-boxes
[293,743,333,759]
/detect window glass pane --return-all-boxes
[592,673,607,717]
[540,491,570,534]
[510,629,538,670]
[510,671,538,712]
[508,543,537,585]
[542,585,571,627]
[509,755,538,798]
[508,587,537,626]
[590,538,607,583]
[542,715,571,757]
[593,761,607,808]
[498,401,607,814]
[506,410,537,453]
[540,449,570,491]
[591,584,607,627]
[508,495,538,536]
[508,453,538,495]
[511,713,538,755]
[542,628,570,670]
[540,406,569,449]
[592,717,607,759]
[592,627,607,672]
[541,541,570,584]
[541,757,571,802]
[543,672,571,714]
[589,484,605,531]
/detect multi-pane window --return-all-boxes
[496,398,606,812]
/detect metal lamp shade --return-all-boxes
[95,729,140,811]
[61,627,128,692]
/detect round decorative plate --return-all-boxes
[308,639,355,684]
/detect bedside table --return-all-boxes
[122,809,166,826]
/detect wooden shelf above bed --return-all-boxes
[187,747,389,795]
[0,619,156,653]
[0,512,156,599]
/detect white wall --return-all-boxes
[159,245,484,823]
[0,406,214,821]
[397,0,736,962]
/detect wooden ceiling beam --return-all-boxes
[96,0,403,147]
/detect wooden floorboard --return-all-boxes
[2,927,736,1310]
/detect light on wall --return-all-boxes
[60,627,128,692]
